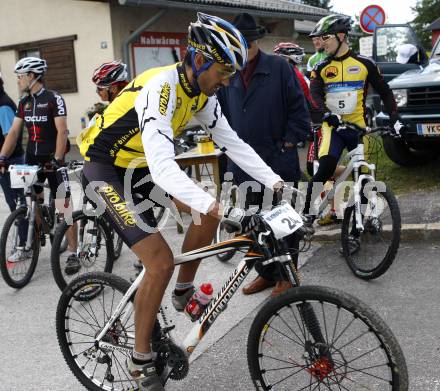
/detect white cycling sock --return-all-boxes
[174,281,194,292]
[132,350,153,363]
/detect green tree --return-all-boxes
[301,0,332,10]
[349,15,368,53]
[411,0,440,49]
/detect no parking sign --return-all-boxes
[360,5,387,34]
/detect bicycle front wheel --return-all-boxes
[51,211,114,292]
[247,285,408,391]
[341,185,401,279]
[0,207,40,289]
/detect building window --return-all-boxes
[0,35,78,94]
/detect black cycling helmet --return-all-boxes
[310,15,352,37]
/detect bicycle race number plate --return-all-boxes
[9,165,40,189]
[261,203,304,239]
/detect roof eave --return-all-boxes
[118,0,328,21]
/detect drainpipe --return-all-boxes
[122,9,167,79]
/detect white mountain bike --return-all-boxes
[56,199,407,391]
[311,121,401,280]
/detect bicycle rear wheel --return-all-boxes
[51,211,114,292]
[56,272,160,391]
[0,207,40,289]
[341,185,401,279]
[247,285,408,391]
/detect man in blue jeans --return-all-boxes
[0,72,26,212]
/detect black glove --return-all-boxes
[323,112,341,129]
[49,156,63,170]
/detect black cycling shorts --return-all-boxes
[25,154,62,197]
[318,125,360,159]
[82,161,172,247]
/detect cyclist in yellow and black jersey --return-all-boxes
[79,13,283,391]
[303,15,402,227]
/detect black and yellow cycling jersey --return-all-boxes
[78,61,281,215]
[310,50,398,158]
[310,50,398,129]
[79,63,208,168]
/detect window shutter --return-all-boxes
[40,39,77,93]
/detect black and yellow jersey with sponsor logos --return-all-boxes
[79,62,281,214]
[310,50,398,128]
[16,87,67,156]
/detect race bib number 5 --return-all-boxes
[261,203,303,239]
[326,90,357,115]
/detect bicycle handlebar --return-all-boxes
[312,121,397,137]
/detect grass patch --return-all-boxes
[368,135,440,195]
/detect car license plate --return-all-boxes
[416,123,440,136]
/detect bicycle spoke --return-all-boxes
[253,293,399,391]
[70,304,101,330]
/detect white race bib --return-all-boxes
[326,89,358,115]
[261,203,304,240]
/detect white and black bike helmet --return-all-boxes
[188,12,248,75]
[15,57,47,75]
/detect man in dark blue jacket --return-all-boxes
[0,73,25,212]
[217,13,310,297]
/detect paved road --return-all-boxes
[1,146,439,390]
[167,241,440,391]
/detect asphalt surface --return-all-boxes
[168,242,440,391]
[1,144,439,390]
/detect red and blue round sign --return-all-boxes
[360,5,387,34]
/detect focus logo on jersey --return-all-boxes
[325,66,338,79]
[98,185,137,227]
[25,115,48,122]
[159,82,171,115]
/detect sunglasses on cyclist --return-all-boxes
[96,86,109,93]
[321,34,336,42]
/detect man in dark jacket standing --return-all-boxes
[217,13,310,297]
[0,72,25,212]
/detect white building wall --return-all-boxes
[0,0,115,137]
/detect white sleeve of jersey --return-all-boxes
[135,75,215,214]
[195,96,282,189]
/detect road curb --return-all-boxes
[313,223,440,242]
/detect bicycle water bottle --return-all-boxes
[184,283,213,322]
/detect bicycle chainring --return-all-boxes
[155,342,189,381]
